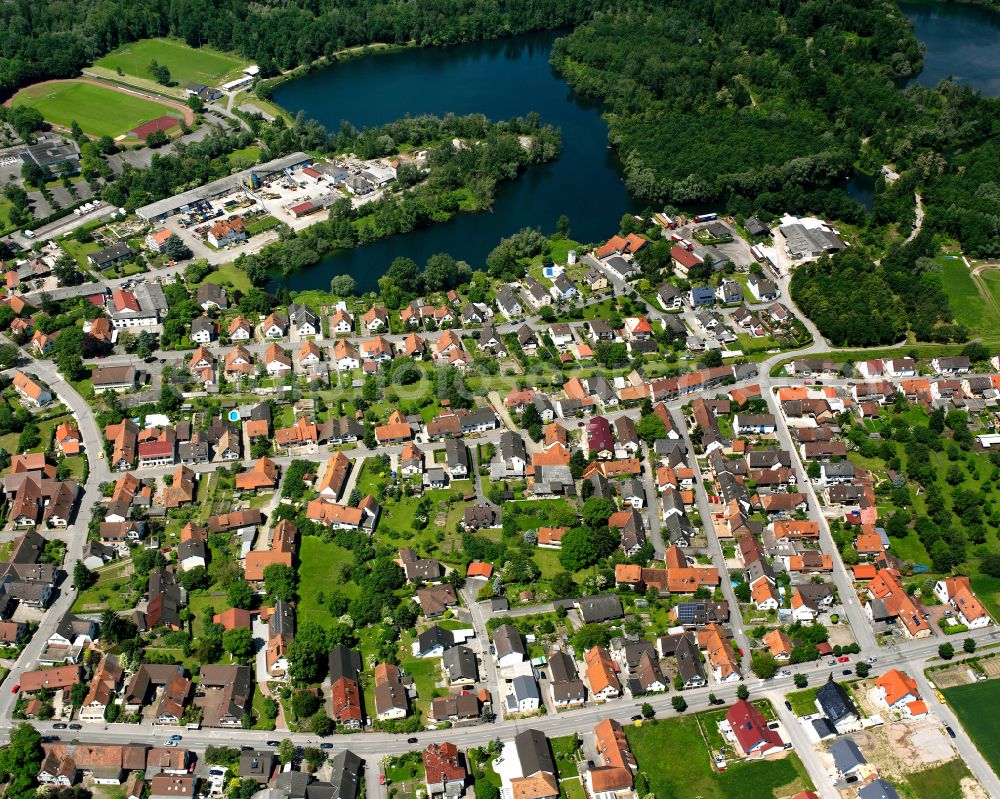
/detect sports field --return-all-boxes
[9,80,181,139]
[95,37,250,88]
[942,679,1000,775]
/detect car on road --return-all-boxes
[842,669,852,675]
[320,743,334,750]
[779,670,791,677]
[267,741,280,747]
[10,684,18,694]
[946,726,956,738]
[241,746,254,751]
[407,737,419,744]
[68,724,81,730]
[784,700,793,711]
[165,741,178,748]
[144,356,157,363]
[631,714,642,721]
[169,735,183,741]
[867,657,878,664]
[53,723,67,729]
[379,776,386,786]
[837,656,850,663]
[827,660,837,665]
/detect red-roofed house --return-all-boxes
[725,699,783,757]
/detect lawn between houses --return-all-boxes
[626,712,813,799]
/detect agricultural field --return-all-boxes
[10,80,181,139]
[942,679,1000,776]
[626,714,813,799]
[94,38,251,89]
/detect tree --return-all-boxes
[794,673,808,688]
[582,497,615,529]
[556,214,571,238]
[187,94,205,113]
[671,695,687,712]
[736,684,749,700]
[0,343,20,370]
[287,621,330,684]
[223,627,254,661]
[963,638,977,654]
[641,702,654,719]
[158,385,182,415]
[939,642,955,660]
[278,739,296,766]
[980,553,1000,578]
[21,161,46,188]
[551,571,578,598]
[165,234,192,261]
[291,689,321,719]
[636,413,666,444]
[701,349,723,368]
[227,579,254,610]
[559,527,599,571]
[855,662,870,678]
[751,651,778,679]
[330,274,357,296]
[0,722,43,799]
[309,713,334,736]
[263,563,299,602]
[148,59,171,85]
[73,561,95,590]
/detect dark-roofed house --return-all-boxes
[197,664,253,727]
[329,645,364,729]
[442,645,478,686]
[417,626,454,658]
[493,624,526,668]
[815,676,859,733]
[576,594,623,623]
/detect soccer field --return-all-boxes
[10,81,180,139]
[95,37,250,88]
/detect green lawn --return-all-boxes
[72,559,135,613]
[905,758,971,799]
[11,80,182,138]
[940,257,1000,333]
[942,679,1000,776]
[198,261,252,293]
[785,687,821,717]
[627,716,812,799]
[94,37,251,88]
[297,536,358,629]
[228,145,263,165]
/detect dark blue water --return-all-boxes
[272,30,640,293]
[900,1,1000,95]
[271,5,1000,292]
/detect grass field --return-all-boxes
[942,679,1000,775]
[627,716,812,799]
[95,37,250,89]
[297,535,358,629]
[906,758,972,799]
[10,81,179,138]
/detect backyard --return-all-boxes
[626,715,813,799]
[296,535,358,629]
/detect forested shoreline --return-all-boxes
[0,0,620,100]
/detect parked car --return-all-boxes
[169,734,183,741]
[842,669,852,676]
[407,737,418,744]
[631,714,642,721]
[165,741,178,748]
[379,776,386,786]
[53,723,67,730]
[320,743,334,750]
[946,726,956,738]
[837,656,850,663]
[68,724,81,730]
[266,740,280,747]
[10,684,18,694]
[784,700,792,711]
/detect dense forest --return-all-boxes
[550,0,923,204]
[0,0,619,99]
[790,231,964,346]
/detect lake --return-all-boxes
[272,30,640,293]
[272,4,1000,292]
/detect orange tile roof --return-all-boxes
[876,669,919,707]
[585,646,621,696]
